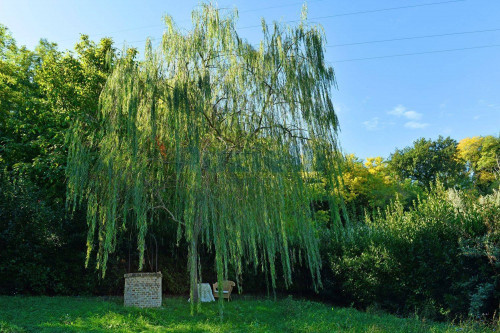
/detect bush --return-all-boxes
[0,171,126,295]
[322,184,500,320]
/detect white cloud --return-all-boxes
[388,104,422,120]
[363,117,379,130]
[404,121,429,129]
[478,99,500,110]
[403,110,422,120]
[387,104,429,129]
[387,105,405,116]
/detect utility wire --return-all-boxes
[332,44,500,63]
[239,0,327,13]
[69,0,490,64]
[126,26,500,49]
[58,0,466,43]
[125,0,468,46]
[328,28,500,47]
[122,42,500,64]
[239,0,467,29]
[57,0,326,42]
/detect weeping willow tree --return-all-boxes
[67,4,345,307]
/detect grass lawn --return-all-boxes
[0,295,494,332]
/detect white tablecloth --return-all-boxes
[188,283,215,302]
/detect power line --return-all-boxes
[332,44,500,63]
[125,0,468,46]
[239,0,467,29]
[122,41,500,64]
[126,26,500,50]
[328,28,500,47]
[58,0,326,43]
[58,0,467,44]
[239,0,327,13]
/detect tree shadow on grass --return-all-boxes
[0,296,471,333]
[0,296,300,332]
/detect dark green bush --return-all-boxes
[322,184,499,320]
[0,171,126,295]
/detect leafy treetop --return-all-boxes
[66,5,344,308]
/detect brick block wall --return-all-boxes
[124,272,162,307]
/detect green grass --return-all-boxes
[0,296,494,332]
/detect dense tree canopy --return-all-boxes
[457,135,500,193]
[66,5,344,305]
[0,24,121,295]
[340,155,396,210]
[389,136,467,189]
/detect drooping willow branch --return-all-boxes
[66,4,345,311]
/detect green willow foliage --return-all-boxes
[66,5,343,305]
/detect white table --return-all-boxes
[188,283,215,302]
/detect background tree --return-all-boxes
[457,135,500,193]
[338,154,423,218]
[66,5,344,306]
[0,25,121,295]
[389,136,467,189]
[0,25,43,179]
[339,155,395,213]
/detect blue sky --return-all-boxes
[1,0,499,159]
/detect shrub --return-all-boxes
[323,184,499,320]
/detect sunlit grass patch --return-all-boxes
[0,296,495,332]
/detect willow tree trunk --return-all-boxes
[189,239,199,302]
[189,214,202,303]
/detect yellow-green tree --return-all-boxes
[457,136,500,193]
[337,154,425,218]
[339,155,396,214]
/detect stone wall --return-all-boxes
[124,272,162,307]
